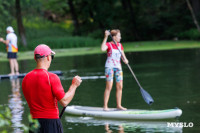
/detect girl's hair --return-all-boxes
[111,29,120,37]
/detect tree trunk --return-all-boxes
[186,0,200,32]
[16,0,27,47]
[68,0,80,35]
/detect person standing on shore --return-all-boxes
[101,29,129,111]
[0,26,19,75]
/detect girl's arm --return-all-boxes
[101,30,110,51]
[121,51,129,64]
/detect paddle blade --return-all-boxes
[140,88,154,105]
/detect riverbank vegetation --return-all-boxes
[0,0,200,61]
[1,0,200,52]
[0,40,200,62]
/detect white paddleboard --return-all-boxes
[65,105,182,120]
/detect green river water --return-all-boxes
[0,49,200,133]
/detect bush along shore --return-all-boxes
[0,40,200,62]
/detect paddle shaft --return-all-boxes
[59,107,66,119]
[126,63,143,88]
[108,33,143,89]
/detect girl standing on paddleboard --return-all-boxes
[101,29,129,111]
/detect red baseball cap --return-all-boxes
[34,44,55,56]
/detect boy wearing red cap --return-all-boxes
[22,44,82,133]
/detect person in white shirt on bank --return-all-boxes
[0,26,19,75]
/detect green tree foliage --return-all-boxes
[41,0,200,40]
[1,0,200,45]
[0,1,14,36]
[133,0,193,40]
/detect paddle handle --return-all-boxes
[59,107,66,119]
[108,32,143,89]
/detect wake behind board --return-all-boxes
[65,105,182,120]
[0,70,63,80]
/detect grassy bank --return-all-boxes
[0,40,200,62]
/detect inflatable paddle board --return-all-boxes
[65,105,182,120]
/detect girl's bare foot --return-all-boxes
[117,106,127,110]
[103,107,110,111]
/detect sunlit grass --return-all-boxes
[123,40,200,52]
[1,40,200,62]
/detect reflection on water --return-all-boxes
[105,124,124,133]
[65,116,183,133]
[8,79,24,133]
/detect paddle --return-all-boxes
[108,30,154,105]
[59,106,66,119]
